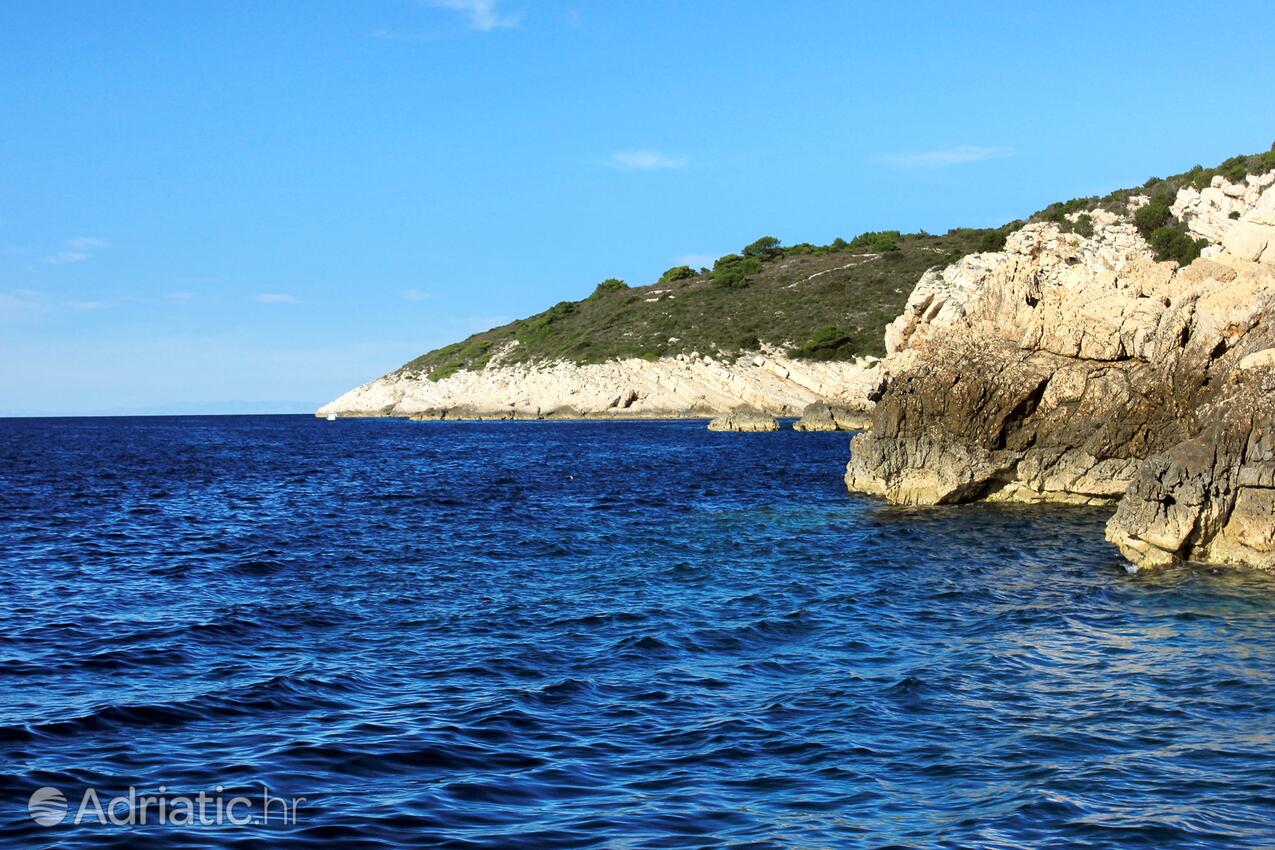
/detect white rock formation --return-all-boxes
[846,167,1275,572]
[318,350,883,420]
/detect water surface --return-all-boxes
[2,416,1273,848]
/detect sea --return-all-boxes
[1,415,1273,849]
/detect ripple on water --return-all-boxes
[1,416,1274,849]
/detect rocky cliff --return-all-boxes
[318,349,882,420]
[846,169,1275,572]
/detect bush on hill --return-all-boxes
[658,265,697,284]
[589,278,629,299]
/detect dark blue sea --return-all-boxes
[2,415,1274,849]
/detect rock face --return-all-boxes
[707,408,780,432]
[318,350,881,421]
[793,401,872,432]
[1107,361,1275,571]
[845,173,1275,571]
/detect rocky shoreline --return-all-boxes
[845,171,1275,572]
[318,351,881,422]
[319,167,1274,573]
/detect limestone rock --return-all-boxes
[1107,365,1275,571]
[318,350,882,422]
[793,401,872,432]
[847,170,1275,571]
[707,409,780,432]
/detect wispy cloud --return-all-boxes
[252,293,300,304]
[166,292,195,303]
[45,235,111,265]
[872,145,1015,169]
[607,150,687,171]
[403,288,434,302]
[423,0,520,31]
[0,290,44,321]
[1,290,115,319]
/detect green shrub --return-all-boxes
[1039,197,1094,224]
[742,236,782,259]
[712,254,761,289]
[424,338,494,381]
[516,300,577,344]
[1133,194,1172,235]
[658,265,697,284]
[830,237,849,251]
[849,230,900,252]
[1070,213,1094,238]
[789,325,854,361]
[786,242,819,256]
[1147,227,1206,266]
[589,278,628,299]
[977,229,1009,252]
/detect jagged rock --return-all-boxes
[707,409,780,432]
[847,171,1275,571]
[1108,365,1275,570]
[793,401,872,432]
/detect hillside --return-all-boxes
[395,145,1275,383]
[322,144,1275,423]
[402,228,1006,381]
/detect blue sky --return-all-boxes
[3,0,1274,414]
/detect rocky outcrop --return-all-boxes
[793,401,872,432]
[1107,359,1275,571]
[707,409,780,432]
[846,172,1275,571]
[319,350,881,421]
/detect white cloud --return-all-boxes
[423,0,520,31]
[45,235,110,265]
[253,293,300,304]
[46,251,92,265]
[66,236,110,250]
[166,292,195,302]
[872,145,1015,168]
[403,288,434,302]
[1,290,114,319]
[608,150,688,171]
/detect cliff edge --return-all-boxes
[845,162,1275,572]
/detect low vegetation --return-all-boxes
[1032,143,1275,263]
[399,228,999,378]
[399,145,1275,379]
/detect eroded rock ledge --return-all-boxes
[845,173,1275,572]
[707,408,780,432]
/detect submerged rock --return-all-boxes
[707,409,780,432]
[846,171,1275,572]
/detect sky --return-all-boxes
[2,0,1274,415]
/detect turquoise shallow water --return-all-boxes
[1,415,1274,848]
